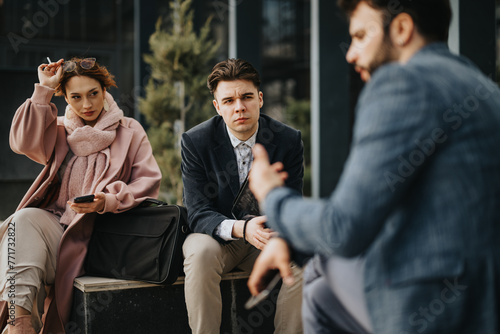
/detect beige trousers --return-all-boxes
[183,233,303,334]
[0,208,63,332]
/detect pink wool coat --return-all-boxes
[0,84,161,333]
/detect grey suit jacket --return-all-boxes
[181,114,303,243]
[264,43,500,333]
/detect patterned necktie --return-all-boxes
[238,142,252,185]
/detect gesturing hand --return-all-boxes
[249,144,288,204]
[248,237,295,296]
[38,58,64,89]
[68,192,106,214]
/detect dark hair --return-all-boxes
[337,0,452,42]
[207,58,261,96]
[55,57,117,96]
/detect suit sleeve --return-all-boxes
[181,132,229,240]
[277,129,311,263]
[264,65,442,258]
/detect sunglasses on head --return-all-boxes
[62,58,96,72]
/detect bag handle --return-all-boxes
[138,198,191,235]
[138,198,167,207]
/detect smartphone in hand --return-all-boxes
[73,194,95,203]
[245,270,281,309]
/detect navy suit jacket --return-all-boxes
[181,114,303,243]
[264,43,500,333]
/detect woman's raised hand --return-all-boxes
[38,58,64,89]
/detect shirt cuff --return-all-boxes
[215,219,239,241]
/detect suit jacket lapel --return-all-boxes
[213,121,241,198]
[257,116,277,163]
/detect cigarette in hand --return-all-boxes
[47,57,52,63]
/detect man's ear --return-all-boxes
[390,12,415,47]
[259,91,264,109]
[213,99,221,115]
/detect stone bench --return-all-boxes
[68,272,278,334]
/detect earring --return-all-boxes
[103,98,109,111]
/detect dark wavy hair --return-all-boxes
[337,0,452,42]
[55,57,117,96]
[207,58,261,96]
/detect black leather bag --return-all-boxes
[85,199,189,284]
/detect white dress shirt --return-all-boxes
[214,125,258,241]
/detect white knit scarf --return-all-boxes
[57,92,123,225]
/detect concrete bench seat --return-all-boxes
[69,272,277,334]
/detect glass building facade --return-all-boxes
[0,0,496,218]
[0,0,314,217]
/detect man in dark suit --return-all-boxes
[181,58,304,334]
[248,0,500,333]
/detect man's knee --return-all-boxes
[183,233,224,272]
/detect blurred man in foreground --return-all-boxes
[248,1,500,333]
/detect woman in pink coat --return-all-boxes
[0,57,161,333]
